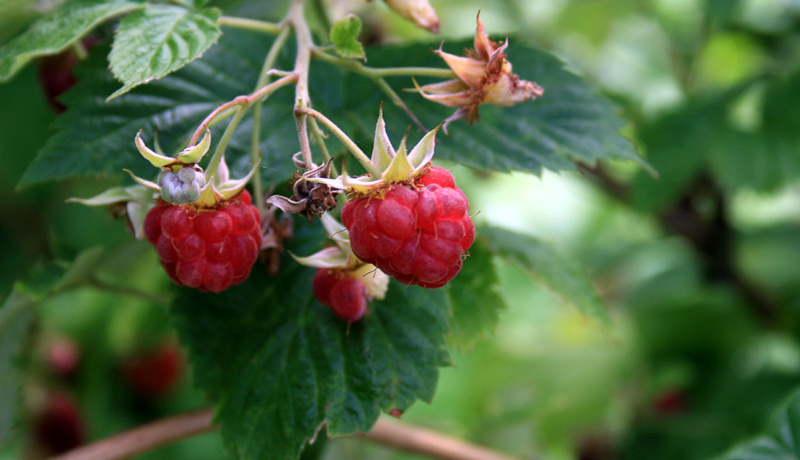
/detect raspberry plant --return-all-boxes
[11,1,798,460]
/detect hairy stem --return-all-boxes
[312,49,456,79]
[51,409,520,460]
[188,74,298,147]
[217,16,281,34]
[205,105,247,181]
[289,0,316,170]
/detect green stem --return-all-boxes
[373,77,426,131]
[205,106,248,181]
[296,106,381,178]
[86,276,172,305]
[217,16,281,34]
[252,25,292,217]
[188,74,297,146]
[311,49,456,79]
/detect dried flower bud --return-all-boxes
[384,0,440,33]
[266,154,340,222]
[414,15,544,131]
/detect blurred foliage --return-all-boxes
[3,0,800,459]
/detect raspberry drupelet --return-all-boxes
[341,166,474,288]
[144,190,262,293]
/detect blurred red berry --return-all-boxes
[45,337,81,380]
[33,392,85,455]
[654,389,686,414]
[123,343,183,400]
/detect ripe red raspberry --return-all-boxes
[143,190,262,292]
[312,269,368,322]
[341,166,474,288]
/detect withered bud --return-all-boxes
[267,153,341,222]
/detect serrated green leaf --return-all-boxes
[171,224,451,460]
[0,0,145,83]
[482,226,610,329]
[445,231,505,352]
[356,40,644,175]
[330,15,365,60]
[108,5,221,99]
[17,31,300,189]
[0,289,35,445]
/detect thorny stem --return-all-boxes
[51,408,521,460]
[217,16,281,34]
[252,24,292,217]
[295,106,381,178]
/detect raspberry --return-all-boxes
[122,343,183,400]
[144,190,262,292]
[33,392,85,455]
[312,269,368,322]
[341,166,474,288]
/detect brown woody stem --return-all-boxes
[50,408,521,460]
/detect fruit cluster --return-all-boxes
[341,166,474,288]
[144,190,262,292]
[312,268,369,322]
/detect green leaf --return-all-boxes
[20,33,642,188]
[482,226,610,329]
[107,5,221,99]
[0,289,35,445]
[0,0,145,83]
[330,15,365,60]
[171,224,451,460]
[718,387,800,459]
[445,231,505,351]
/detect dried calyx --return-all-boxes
[266,152,341,222]
[413,14,544,131]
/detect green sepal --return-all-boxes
[66,184,156,239]
[371,108,395,171]
[175,129,212,164]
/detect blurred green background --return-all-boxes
[3,0,800,459]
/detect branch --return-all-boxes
[51,409,215,460]
[51,408,521,460]
[363,416,521,460]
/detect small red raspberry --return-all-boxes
[312,269,368,322]
[341,166,474,288]
[143,190,262,292]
